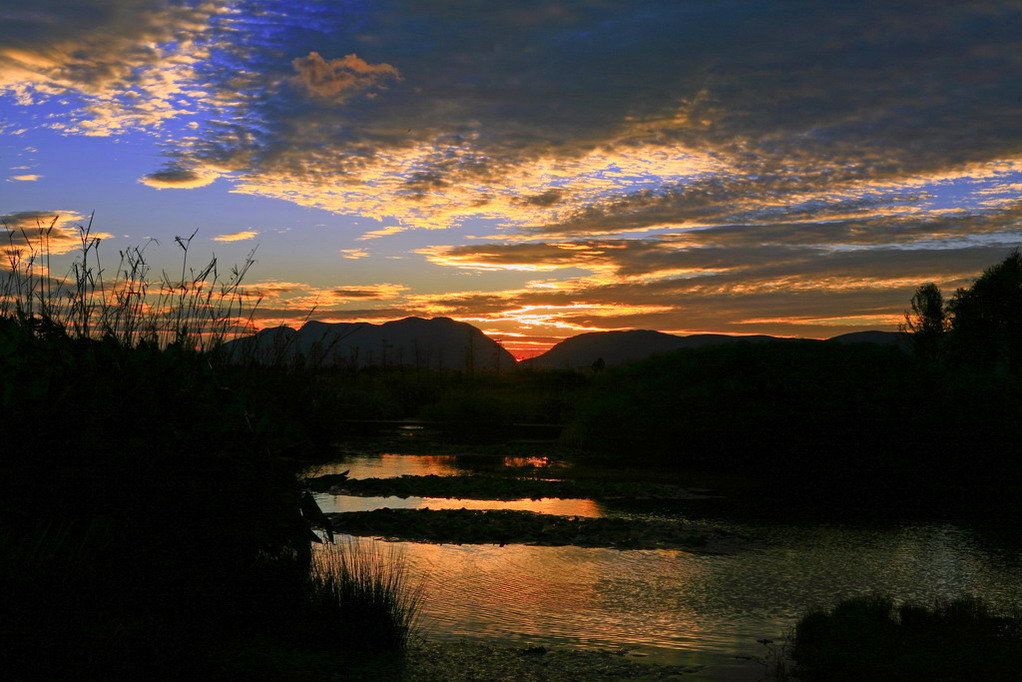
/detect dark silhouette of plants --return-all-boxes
[946,249,1022,374]
[781,595,1022,681]
[906,249,1022,373]
[902,282,947,362]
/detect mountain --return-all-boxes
[225,321,907,371]
[224,316,516,370]
[828,330,908,348]
[522,329,789,369]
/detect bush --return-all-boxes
[783,595,1022,681]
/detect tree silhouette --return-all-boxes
[904,282,947,361]
[946,249,1022,374]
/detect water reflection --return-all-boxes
[315,493,602,517]
[335,522,1022,679]
[311,454,465,479]
[311,455,1022,680]
[310,452,570,480]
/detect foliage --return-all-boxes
[902,282,946,361]
[907,250,1022,373]
[780,595,1022,681]
[946,249,1022,374]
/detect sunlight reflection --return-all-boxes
[314,494,602,518]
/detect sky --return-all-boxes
[2,1,1022,358]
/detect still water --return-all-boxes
[313,454,1022,680]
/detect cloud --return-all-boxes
[0,211,113,256]
[339,248,369,259]
[15,1,1019,240]
[140,166,220,189]
[212,230,260,242]
[357,225,407,240]
[328,284,407,300]
[8,174,40,181]
[291,52,399,101]
[5,1,1022,344]
[0,1,228,134]
[231,280,408,315]
[118,1,1020,246]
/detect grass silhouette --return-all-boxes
[0,217,421,679]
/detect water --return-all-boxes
[312,454,1022,679]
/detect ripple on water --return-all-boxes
[328,522,1022,676]
[307,456,1022,680]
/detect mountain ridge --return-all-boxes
[225,318,906,369]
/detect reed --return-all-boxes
[2,215,260,351]
[1,215,424,677]
[305,540,424,651]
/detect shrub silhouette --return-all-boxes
[785,595,1022,681]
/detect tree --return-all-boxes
[904,282,947,361]
[946,249,1022,374]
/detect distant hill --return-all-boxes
[224,316,516,370]
[828,330,908,348]
[225,321,907,370]
[522,329,790,369]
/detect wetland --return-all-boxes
[308,451,1022,680]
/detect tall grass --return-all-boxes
[2,215,260,351]
[306,541,424,651]
[1,215,424,677]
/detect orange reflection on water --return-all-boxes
[311,454,464,479]
[501,456,567,470]
[419,496,601,517]
[315,493,602,518]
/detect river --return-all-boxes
[311,454,1022,680]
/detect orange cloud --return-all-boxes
[212,230,260,242]
[357,225,407,240]
[292,52,400,101]
[0,211,113,257]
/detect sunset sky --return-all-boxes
[3,1,1021,357]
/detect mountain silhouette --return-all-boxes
[828,330,907,348]
[521,329,791,369]
[226,319,906,369]
[224,316,516,370]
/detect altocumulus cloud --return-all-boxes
[291,52,400,101]
[11,1,1022,234]
[153,1,1022,234]
[0,0,229,134]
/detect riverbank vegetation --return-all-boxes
[0,221,420,678]
[772,595,1022,681]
